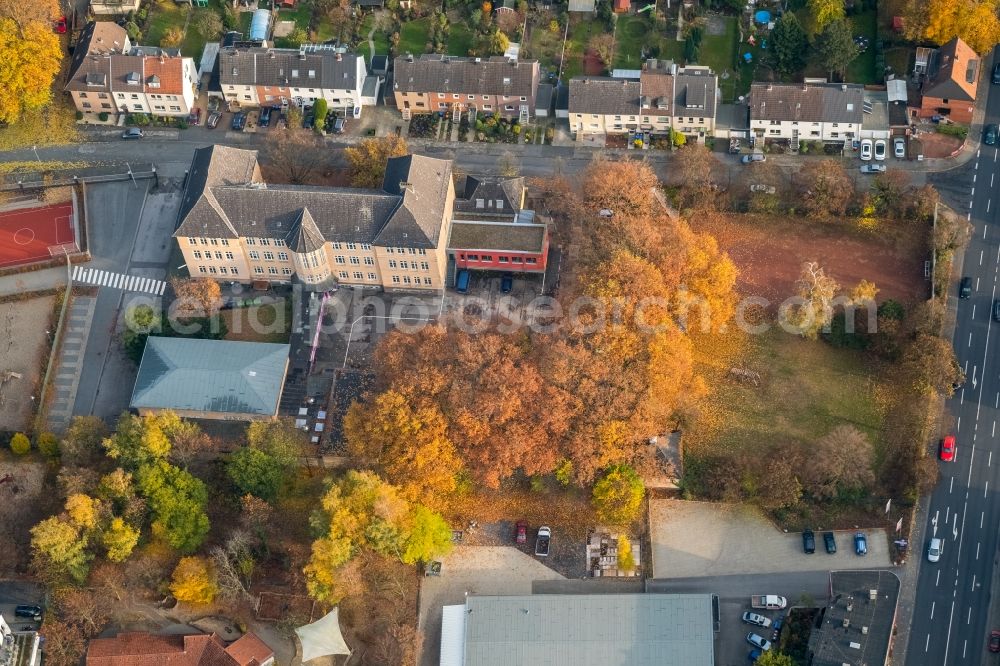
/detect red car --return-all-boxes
[940,435,956,462]
[990,630,1000,653]
[54,16,67,33]
[515,521,527,544]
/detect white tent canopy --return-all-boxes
[295,608,351,662]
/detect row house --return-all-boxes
[568,60,718,138]
[749,82,864,147]
[452,174,526,222]
[217,46,372,116]
[174,146,455,293]
[89,0,141,14]
[392,54,540,121]
[65,22,197,118]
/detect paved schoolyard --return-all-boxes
[649,500,892,578]
[417,546,564,666]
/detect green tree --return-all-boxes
[169,556,219,604]
[313,98,329,131]
[137,460,210,553]
[30,517,91,584]
[227,446,285,502]
[814,18,859,79]
[10,432,30,455]
[807,0,845,33]
[61,416,109,466]
[670,128,687,147]
[103,413,172,469]
[591,464,645,526]
[36,431,59,458]
[123,304,159,363]
[399,504,453,565]
[756,652,796,666]
[102,517,140,562]
[770,13,808,76]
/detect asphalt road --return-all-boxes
[908,75,1000,664]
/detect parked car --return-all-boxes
[986,124,999,146]
[121,127,144,140]
[749,184,776,194]
[746,633,772,651]
[860,164,886,174]
[259,106,272,127]
[751,595,787,610]
[993,62,1000,84]
[598,208,614,218]
[860,139,873,160]
[927,537,942,562]
[303,113,315,130]
[854,532,868,556]
[741,153,766,164]
[742,612,772,628]
[207,112,221,129]
[515,520,527,544]
[748,648,762,662]
[455,269,470,294]
[535,526,551,556]
[802,528,816,554]
[54,16,67,33]
[14,605,42,621]
[960,276,972,298]
[990,630,1000,653]
[231,112,246,131]
[333,116,346,134]
[940,435,956,462]
[824,532,837,554]
[874,139,887,160]
[994,299,1000,322]
[500,273,513,293]
[894,137,906,158]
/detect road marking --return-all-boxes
[977,277,981,291]
[958,416,962,432]
[973,173,977,183]
[977,542,980,560]
[946,506,951,523]
[964,640,968,658]
[944,601,956,662]
[982,511,985,529]
[961,389,965,405]
[993,423,996,438]
[931,601,936,619]
[988,199,992,214]
[926,634,931,652]
[937,569,941,586]
[968,607,972,624]
[972,574,977,592]
[970,199,974,208]
[968,447,976,485]
[973,304,977,318]
[981,249,985,265]
[986,480,989,498]
[950,476,955,493]
[969,332,973,347]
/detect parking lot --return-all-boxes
[649,500,892,578]
[417,546,564,666]
[0,580,44,632]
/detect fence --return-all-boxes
[0,163,157,192]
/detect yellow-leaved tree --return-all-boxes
[0,18,62,123]
[169,556,219,604]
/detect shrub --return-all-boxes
[313,99,329,132]
[98,112,109,122]
[36,432,60,458]
[591,464,645,526]
[169,556,218,604]
[10,433,31,455]
[176,119,189,130]
[75,111,83,120]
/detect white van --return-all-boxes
[928,537,942,563]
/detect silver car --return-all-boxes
[742,612,772,628]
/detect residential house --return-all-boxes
[131,338,290,421]
[65,23,197,118]
[174,145,456,292]
[568,0,596,11]
[218,46,370,115]
[90,0,141,14]
[1,614,39,666]
[86,631,274,666]
[916,37,979,123]
[749,81,864,148]
[568,60,717,138]
[392,54,540,120]
[453,175,525,221]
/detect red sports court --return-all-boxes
[0,202,77,268]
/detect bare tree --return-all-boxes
[785,261,840,338]
[210,530,256,603]
[797,425,874,499]
[264,129,328,185]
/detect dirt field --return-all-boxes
[693,214,929,306]
[0,460,52,574]
[0,294,56,432]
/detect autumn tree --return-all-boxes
[806,0,845,33]
[871,169,910,219]
[170,277,222,317]
[102,517,140,562]
[591,33,615,67]
[65,493,101,531]
[210,530,256,602]
[756,652,796,666]
[9,432,30,455]
[344,390,462,502]
[786,261,840,338]
[898,333,963,395]
[0,0,60,29]
[62,416,109,466]
[909,183,941,222]
[227,420,305,501]
[617,535,636,572]
[675,143,723,211]
[581,157,659,217]
[591,464,645,525]
[192,9,223,40]
[103,412,172,468]
[677,222,739,332]
[344,135,410,188]
[0,18,62,123]
[264,128,328,184]
[54,588,111,638]
[814,19,859,79]
[160,27,184,48]
[798,159,853,218]
[170,556,219,604]
[30,517,91,584]
[904,0,1000,54]
[37,431,59,457]
[797,425,874,499]
[38,621,86,666]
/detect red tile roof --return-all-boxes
[224,633,274,666]
[143,56,186,95]
[86,632,273,666]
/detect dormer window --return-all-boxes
[126,71,140,85]
[308,69,316,78]
[148,75,160,89]
[503,77,511,85]
[292,69,299,77]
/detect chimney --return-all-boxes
[336,52,342,61]
[842,84,847,91]
[766,84,772,91]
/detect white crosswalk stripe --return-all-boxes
[70,267,167,296]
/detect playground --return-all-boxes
[0,201,77,269]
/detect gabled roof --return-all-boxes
[285,207,326,252]
[131,338,290,417]
[749,82,864,124]
[65,21,130,93]
[674,67,716,118]
[568,77,641,115]
[453,175,524,219]
[218,47,365,91]
[923,37,979,102]
[392,54,539,97]
[86,631,273,666]
[176,145,263,238]
[377,155,454,248]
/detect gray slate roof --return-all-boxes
[453,175,524,219]
[569,77,641,115]
[749,82,864,124]
[131,337,289,417]
[65,21,130,93]
[674,68,716,118]
[461,594,715,666]
[219,47,365,91]
[174,147,453,250]
[808,570,900,666]
[393,54,539,97]
[448,221,546,253]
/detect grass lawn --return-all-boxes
[698,15,740,101]
[221,301,292,344]
[689,328,887,458]
[278,2,313,31]
[846,9,878,84]
[525,18,564,75]
[399,17,431,55]
[884,46,912,79]
[448,23,475,57]
[239,9,252,36]
[146,0,188,48]
[562,15,603,80]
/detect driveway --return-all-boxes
[417,546,564,666]
[649,500,892,578]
